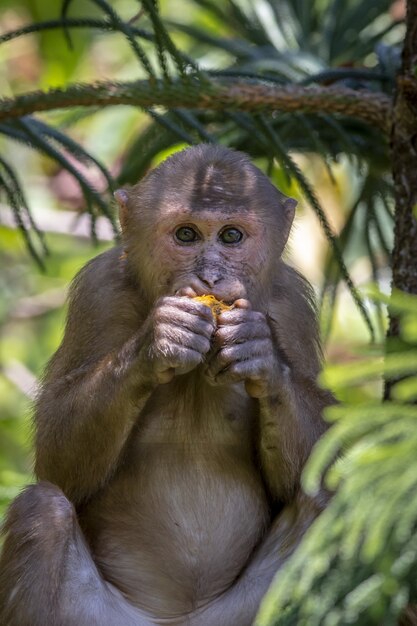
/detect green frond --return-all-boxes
[0,18,154,45]
[321,351,417,390]
[147,109,196,145]
[61,0,156,78]
[320,195,362,337]
[0,157,47,268]
[141,0,172,80]
[253,114,375,339]
[187,0,230,24]
[369,198,392,259]
[364,208,385,334]
[210,69,286,84]
[169,22,259,59]
[316,114,358,159]
[300,68,391,87]
[117,121,182,185]
[293,114,336,183]
[172,109,215,143]
[24,117,114,191]
[226,0,268,45]
[258,357,417,624]
[140,0,197,79]
[15,118,118,236]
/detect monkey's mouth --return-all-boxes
[175,286,236,305]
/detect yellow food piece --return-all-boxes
[193,295,233,319]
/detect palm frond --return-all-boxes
[15,118,117,236]
[253,114,374,338]
[0,157,47,269]
[61,0,156,77]
[0,18,154,45]
[147,109,196,145]
[25,117,114,190]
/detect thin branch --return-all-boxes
[1,361,38,400]
[0,79,392,133]
[0,203,114,241]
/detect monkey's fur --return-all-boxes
[0,145,333,626]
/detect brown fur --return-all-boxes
[0,145,333,626]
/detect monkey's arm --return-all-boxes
[206,265,334,502]
[34,251,156,503]
[35,250,214,504]
[257,265,334,501]
[256,372,332,502]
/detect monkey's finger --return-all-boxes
[171,297,215,322]
[214,322,271,347]
[157,316,214,343]
[233,298,252,310]
[205,340,272,379]
[175,287,197,298]
[154,344,205,377]
[157,296,213,319]
[169,347,206,376]
[217,308,264,327]
[155,300,215,330]
[155,328,212,355]
[213,358,269,386]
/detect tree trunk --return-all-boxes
[390,0,417,295]
[385,0,417,399]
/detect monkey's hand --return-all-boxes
[205,299,286,398]
[145,296,215,384]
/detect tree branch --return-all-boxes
[0,79,392,133]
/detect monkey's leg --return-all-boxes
[0,482,151,626]
[186,492,321,626]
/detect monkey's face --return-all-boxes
[144,207,273,307]
[116,146,296,308]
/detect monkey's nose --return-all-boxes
[197,272,222,289]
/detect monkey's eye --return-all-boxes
[175,226,199,243]
[219,227,243,244]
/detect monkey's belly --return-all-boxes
[85,446,269,618]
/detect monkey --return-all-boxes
[0,144,334,626]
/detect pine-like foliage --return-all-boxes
[256,291,417,626]
[0,0,404,336]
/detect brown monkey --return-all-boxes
[0,145,333,626]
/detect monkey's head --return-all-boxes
[115,145,296,308]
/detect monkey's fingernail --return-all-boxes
[176,287,197,298]
[234,299,251,309]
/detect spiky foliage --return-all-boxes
[255,290,417,626]
[0,0,403,332]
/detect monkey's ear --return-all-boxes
[114,189,129,232]
[281,197,297,245]
[284,197,297,221]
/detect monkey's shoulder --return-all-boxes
[69,246,139,303]
[71,246,127,290]
[65,246,144,337]
[273,261,315,302]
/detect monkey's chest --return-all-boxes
[84,398,269,617]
